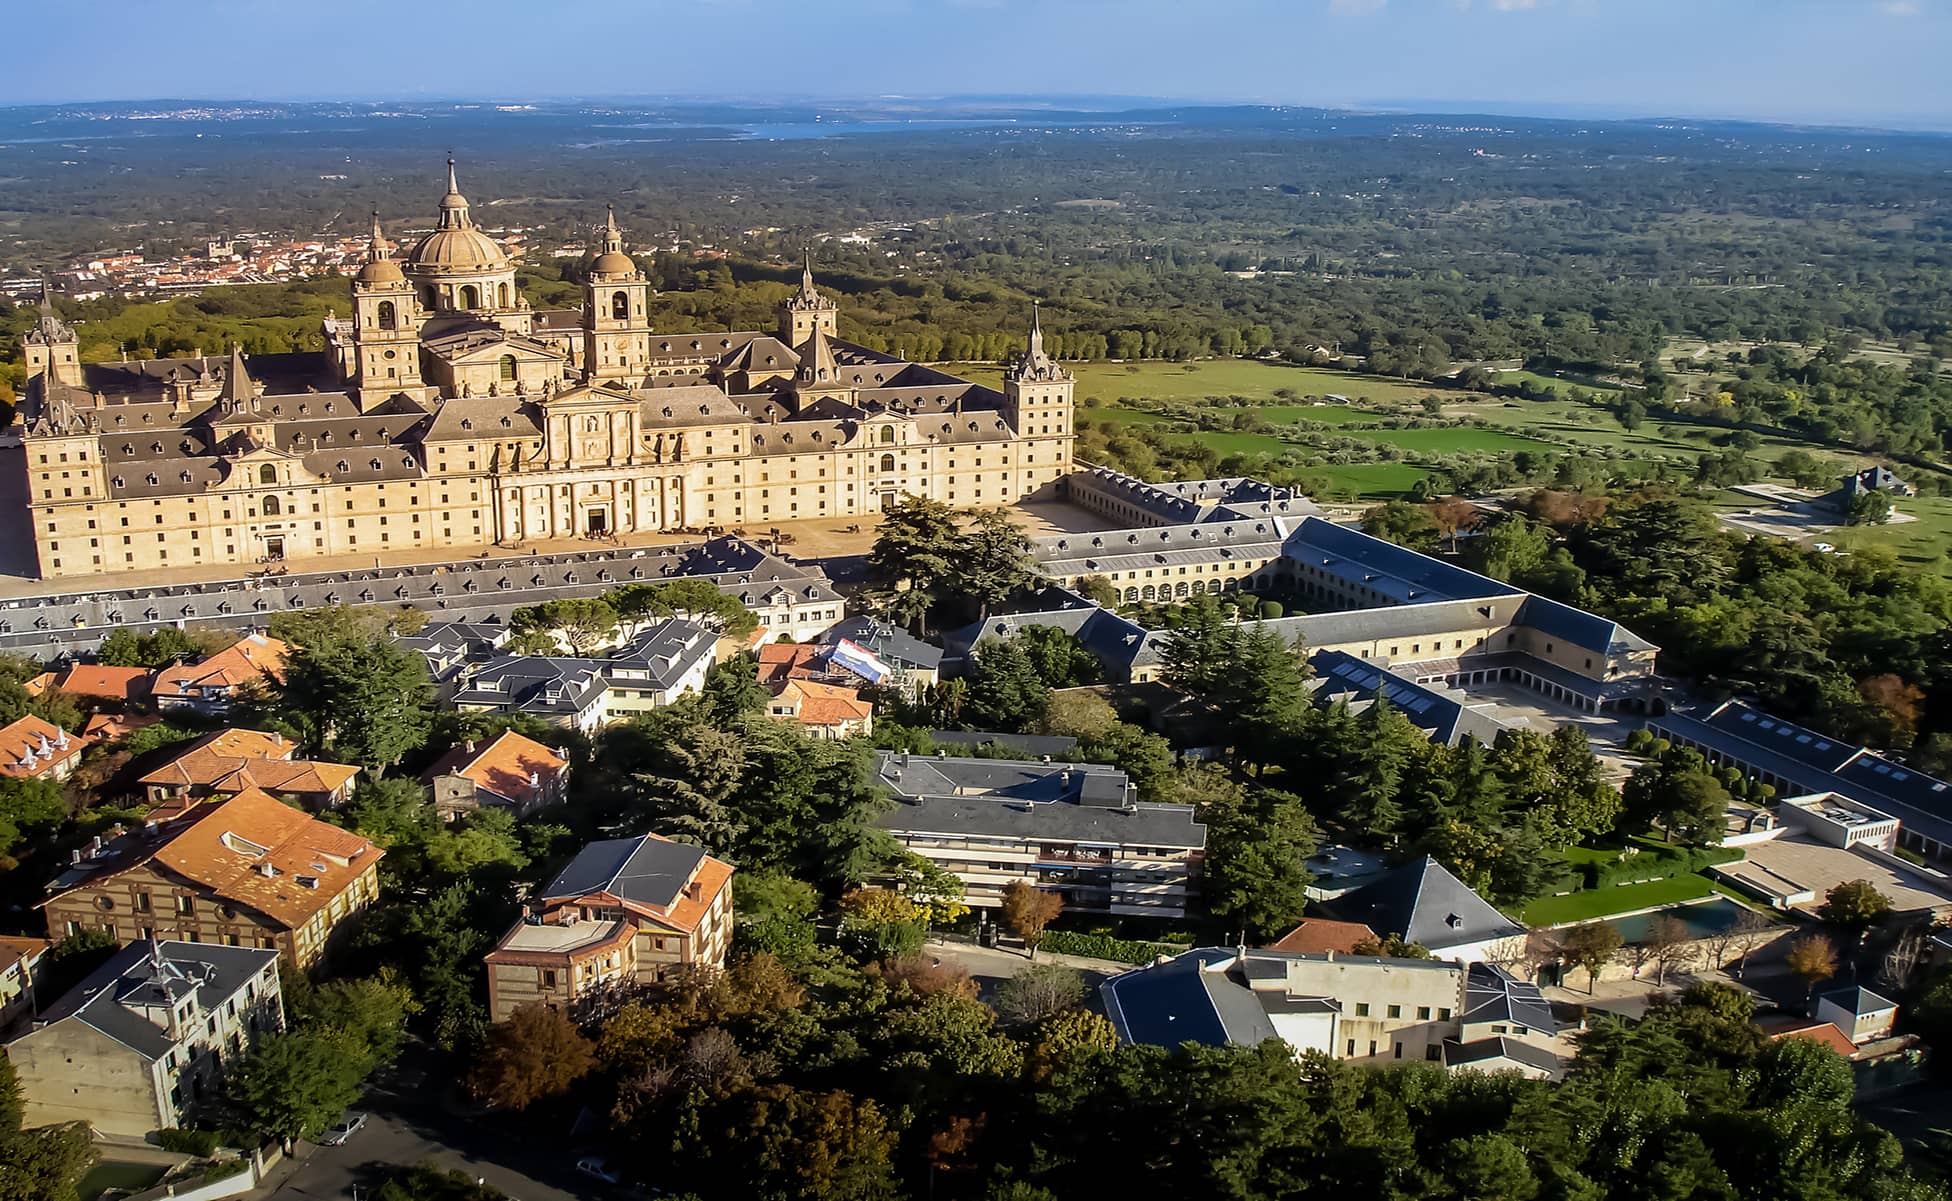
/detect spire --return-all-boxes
[1007,301,1065,383]
[34,281,73,344]
[796,324,839,388]
[219,343,255,405]
[601,205,625,255]
[800,247,817,300]
[368,211,390,261]
[438,156,473,229]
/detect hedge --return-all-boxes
[156,1129,224,1157]
[1581,844,1741,890]
[1039,930,1179,965]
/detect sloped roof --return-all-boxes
[539,834,729,933]
[1101,948,1280,1049]
[1762,1017,1860,1057]
[1322,856,1524,951]
[1462,962,1557,1032]
[139,737,357,797]
[151,634,288,699]
[47,789,380,931]
[772,679,873,726]
[757,642,826,684]
[1819,984,1897,1016]
[0,714,81,779]
[423,729,567,809]
[1261,918,1377,955]
[27,665,152,703]
[30,940,278,1062]
[1443,1035,1563,1077]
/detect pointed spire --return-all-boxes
[368,211,390,261]
[438,156,473,229]
[600,205,625,254]
[801,246,816,298]
[1008,301,1067,384]
[219,343,255,404]
[34,280,73,344]
[797,324,839,388]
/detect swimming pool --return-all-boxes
[1604,897,1755,944]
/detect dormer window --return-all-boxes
[337,460,350,473]
[369,458,383,471]
[145,473,159,485]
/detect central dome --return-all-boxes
[408,227,510,274]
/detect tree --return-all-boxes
[993,964,1087,1026]
[1428,495,1481,551]
[1202,789,1318,940]
[838,886,927,960]
[1728,907,1777,978]
[509,597,619,655]
[608,577,758,639]
[1848,488,1893,526]
[1787,933,1839,1001]
[1360,500,1439,551]
[697,1085,901,1201]
[1645,914,1691,987]
[1561,922,1624,995]
[1817,879,1892,940]
[702,653,770,724]
[1026,1009,1118,1082]
[1014,625,1102,688]
[999,882,1063,960]
[228,1029,370,1145]
[276,631,433,768]
[1036,690,1119,741]
[956,508,1034,619]
[962,637,1051,732]
[866,495,963,633]
[469,1004,597,1110]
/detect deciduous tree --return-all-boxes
[469,1004,597,1110]
[999,881,1063,960]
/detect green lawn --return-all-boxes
[1830,494,1952,576]
[1160,430,1292,458]
[77,1163,168,1201]
[1213,403,1373,425]
[954,359,1438,407]
[1077,405,1177,425]
[1335,426,1558,454]
[1307,462,1435,500]
[1520,873,1720,926]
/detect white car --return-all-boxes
[320,1112,367,1146]
[1813,542,1837,553]
[575,1158,621,1185]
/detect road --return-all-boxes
[262,1053,602,1201]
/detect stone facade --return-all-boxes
[13,165,1074,580]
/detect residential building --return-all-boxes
[13,168,1072,580]
[1262,918,1377,955]
[3,940,283,1137]
[424,729,569,820]
[136,727,359,810]
[873,751,1205,917]
[41,788,383,967]
[24,664,151,708]
[1100,948,1562,1077]
[450,617,717,732]
[1319,855,1527,964]
[0,935,50,1034]
[0,714,83,781]
[150,633,288,714]
[1816,986,1900,1044]
[813,616,943,691]
[766,678,874,739]
[485,833,733,1022]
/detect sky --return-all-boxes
[6,0,1952,128]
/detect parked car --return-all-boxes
[320,1112,367,1146]
[575,1158,621,1185]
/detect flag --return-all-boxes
[828,638,890,684]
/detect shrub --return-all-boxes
[156,1128,224,1156]
[1038,930,1178,965]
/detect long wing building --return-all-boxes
[14,162,1075,578]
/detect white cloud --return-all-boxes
[1491,0,1544,9]
[1878,0,1922,15]
[1329,0,1387,13]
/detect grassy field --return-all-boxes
[1335,426,1557,454]
[1306,462,1435,500]
[954,359,1439,407]
[1520,873,1721,926]
[1830,494,1952,574]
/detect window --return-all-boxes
[1354,1002,1370,1017]
[879,426,895,444]
[176,896,195,916]
[542,969,557,989]
[376,300,396,330]
[611,291,630,320]
[879,453,895,473]
[459,284,479,309]
[1394,1042,1404,1059]
[1416,1006,1431,1020]
[1386,1004,1401,1019]
[1345,1039,1355,1057]
[498,282,510,307]
[1426,1045,1442,1061]
[262,496,280,517]
[498,355,517,383]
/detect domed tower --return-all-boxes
[777,248,838,346]
[349,212,425,400]
[22,284,81,388]
[1002,303,1074,444]
[405,158,521,321]
[582,206,653,382]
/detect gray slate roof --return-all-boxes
[816,616,944,671]
[1444,1035,1564,1076]
[27,940,277,1062]
[1322,856,1524,951]
[1819,984,1897,1016]
[1463,962,1557,1033]
[542,835,707,910]
[1101,948,1279,1049]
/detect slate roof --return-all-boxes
[874,751,1201,847]
[1818,984,1897,1016]
[1308,650,1513,748]
[451,655,610,719]
[1283,517,1522,605]
[536,834,733,936]
[1100,948,1279,1049]
[608,619,715,690]
[1443,1036,1563,1077]
[27,940,278,1062]
[1462,963,1557,1033]
[1321,856,1524,951]
[1515,594,1656,655]
[816,616,944,671]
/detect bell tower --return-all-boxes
[22,285,82,388]
[777,248,838,346]
[582,206,653,382]
[1002,303,1074,461]
[349,213,424,402]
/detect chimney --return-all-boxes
[463,738,476,754]
[528,771,540,788]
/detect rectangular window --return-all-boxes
[1386,1004,1401,1019]
[1354,1002,1370,1017]
[1416,1006,1431,1020]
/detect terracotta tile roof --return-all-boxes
[771,679,872,728]
[152,634,288,701]
[0,934,50,974]
[83,713,161,744]
[0,714,82,779]
[196,729,296,760]
[423,730,567,809]
[1261,918,1378,955]
[50,788,381,931]
[756,642,824,684]
[26,665,152,704]
[138,729,356,797]
[1761,1017,1859,1058]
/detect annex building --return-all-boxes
[14,161,1076,579]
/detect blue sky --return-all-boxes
[6,0,1951,127]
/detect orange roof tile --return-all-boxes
[139,732,356,797]
[423,730,567,809]
[35,665,152,704]
[0,714,82,779]
[0,934,50,974]
[772,679,873,727]
[756,642,828,684]
[151,634,288,701]
[49,789,382,931]
[1262,919,1378,955]
[1761,1017,1859,1058]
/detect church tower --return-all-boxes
[582,206,653,382]
[349,213,424,401]
[22,285,81,388]
[1002,303,1073,441]
[777,248,838,346]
